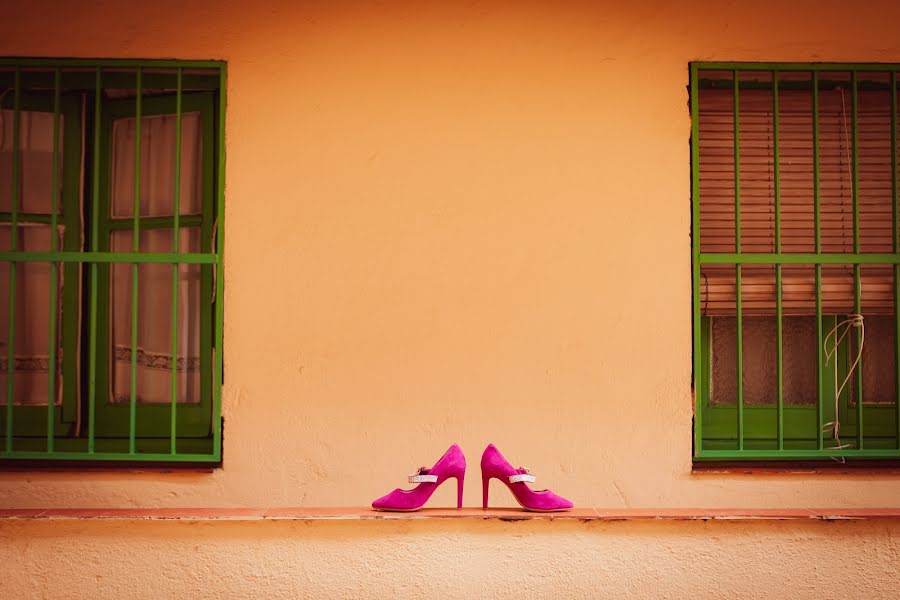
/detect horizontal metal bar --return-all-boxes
[0,58,225,69]
[0,251,217,264]
[700,253,900,265]
[694,62,900,72]
[698,78,897,92]
[0,451,219,462]
[696,449,900,460]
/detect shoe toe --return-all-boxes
[371,492,393,510]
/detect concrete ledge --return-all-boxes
[2,507,900,521]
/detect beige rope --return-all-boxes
[822,314,864,456]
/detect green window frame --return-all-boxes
[691,62,900,461]
[0,59,226,464]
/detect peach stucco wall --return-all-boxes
[2,1,900,597]
[2,518,899,599]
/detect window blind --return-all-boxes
[698,74,896,315]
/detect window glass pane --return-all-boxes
[850,265,896,405]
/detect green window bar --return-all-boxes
[0,58,225,464]
[692,62,900,461]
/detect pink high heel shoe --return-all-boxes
[481,443,573,512]
[371,443,466,511]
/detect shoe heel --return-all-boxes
[456,474,465,509]
[482,474,490,509]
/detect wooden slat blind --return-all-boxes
[698,77,896,315]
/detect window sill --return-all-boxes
[2,507,899,522]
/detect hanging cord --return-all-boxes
[822,314,864,458]
[819,87,862,462]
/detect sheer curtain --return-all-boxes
[108,111,203,405]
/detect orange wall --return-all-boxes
[2,0,900,511]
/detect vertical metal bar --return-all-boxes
[813,70,824,450]
[88,67,102,453]
[213,64,227,460]
[851,71,860,255]
[734,70,744,449]
[856,259,863,450]
[813,72,821,254]
[851,71,863,449]
[892,71,900,450]
[5,67,20,451]
[734,71,742,254]
[816,265,824,451]
[47,67,61,452]
[170,68,182,454]
[129,68,142,453]
[737,264,744,450]
[773,70,784,450]
[691,64,704,455]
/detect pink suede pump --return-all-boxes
[371,443,466,511]
[481,443,573,512]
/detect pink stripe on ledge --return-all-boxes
[1,507,899,521]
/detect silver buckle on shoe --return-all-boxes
[408,466,438,484]
[509,467,536,484]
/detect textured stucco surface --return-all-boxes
[2,518,900,599]
[2,0,900,511]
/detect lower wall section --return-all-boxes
[2,518,899,599]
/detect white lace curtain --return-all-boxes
[0,108,204,406]
[0,110,63,406]
[109,112,204,405]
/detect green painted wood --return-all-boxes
[93,92,216,441]
[213,63,227,460]
[691,63,704,455]
[0,58,224,68]
[696,448,900,460]
[5,68,20,452]
[46,68,60,451]
[694,62,900,71]
[0,71,219,91]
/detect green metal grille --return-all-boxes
[0,58,225,464]
[692,62,900,461]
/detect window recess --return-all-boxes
[0,59,225,464]
[691,63,900,461]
